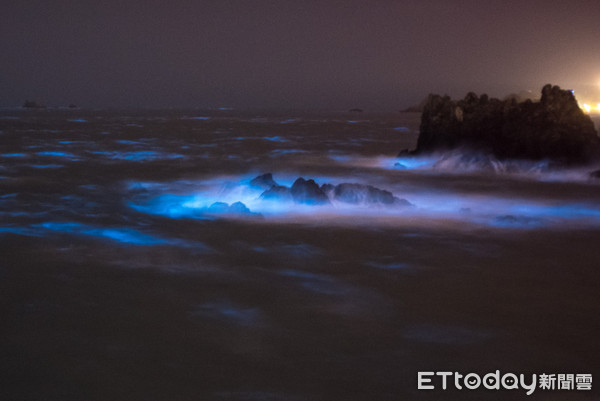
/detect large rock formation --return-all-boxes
[412,84,600,164]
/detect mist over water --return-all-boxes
[1,109,599,400]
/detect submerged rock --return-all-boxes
[411,84,600,164]
[228,201,251,214]
[207,202,230,213]
[332,183,410,206]
[494,215,541,227]
[589,169,600,179]
[206,201,260,218]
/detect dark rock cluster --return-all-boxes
[22,100,46,109]
[411,84,600,164]
[253,174,412,207]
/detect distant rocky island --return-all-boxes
[403,84,600,165]
[21,101,78,109]
[22,100,46,109]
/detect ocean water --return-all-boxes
[1,109,599,400]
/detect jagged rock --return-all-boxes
[502,90,540,103]
[258,175,412,207]
[260,185,292,201]
[290,178,330,205]
[320,183,335,196]
[250,173,278,190]
[411,84,600,164]
[333,183,399,205]
[403,96,430,113]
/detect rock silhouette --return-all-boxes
[290,178,330,205]
[250,173,278,190]
[253,174,412,207]
[22,100,45,109]
[330,183,410,206]
[412,84,600,164]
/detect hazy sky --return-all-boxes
[2,0,600,109]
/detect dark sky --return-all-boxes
[2,0,600,110]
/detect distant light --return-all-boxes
[583,103,592,113]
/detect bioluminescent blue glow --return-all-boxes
[318,152,600,184]
[270,149,307,156]
[36,151,79,160]
[328,154,352,162]
[0,227,43,236]
[280,270,351,295]
[67,119,87,123]
[36,222,167,245]
[2,153,27,158]
[125,174,600,229]
[263,136,288,142]
[31,164,64,169]
[366,262,411,270]
[191,301,263,326]
[182,116,211,120]
[1,221,209,249]
[388,157,435,170]
[120,151,184,161]
[0,222,204,247]
[130,194,209,219]
[115,140,142,145]
[91,150,185,162]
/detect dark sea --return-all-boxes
[1,109,599,400]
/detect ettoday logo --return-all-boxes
[418,371,593,395]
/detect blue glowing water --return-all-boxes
[2,109,599,400]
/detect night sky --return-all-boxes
[2,0,600,110]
